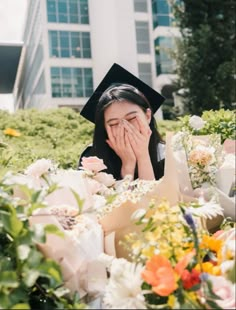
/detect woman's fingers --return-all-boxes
[135,115,152,136]
[106,125,116,144]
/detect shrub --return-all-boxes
[0,108,179,173]
[178,109,236,143]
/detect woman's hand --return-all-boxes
[121,115,152,162]
[122,116,155,180]
[106,123,136,177]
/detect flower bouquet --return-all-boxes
[100,199,236,309]
[171,115,235,227]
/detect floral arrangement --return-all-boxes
[101,200,236,309]
[172,128,223,190]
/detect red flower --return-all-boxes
[181,269,201,290]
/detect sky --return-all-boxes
[0,0,28,111]
[0,0,28,42]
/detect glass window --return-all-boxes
[60,31,69,57]
[69,1,78,23]
[71,32,81,57]
[151,0,171,28]
[47,0,57,22]
[47,0,89,24]
[134,0,148,12]
[51,67,61,97]
[49,30,91,58]
[58,0,68,23]
[138,63,152,86]
[135,21,150,54]
[51,67,93,98]
[157,0,169,14]
[154,37,175,74]
[49,31,59,57]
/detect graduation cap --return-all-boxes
[80,63,165,123]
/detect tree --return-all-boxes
[170,0,236,115]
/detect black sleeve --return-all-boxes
[77,145,93,169]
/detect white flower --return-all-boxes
[25,158,54,178]
[103,258,146,309]
[131,209,146,221]
[92,194,107,210]
[17,244,31,260]
[189,115,206,130]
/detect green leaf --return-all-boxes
[11,303,30,309]
[31,190,42,203]
[44,224,64,238]
[0,271,19,288]
[1,213,23,237]
[23,270,40,287]
[38,259,62,286]
[70,188,84,214]
[206,299,223,310]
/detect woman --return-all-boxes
[79,63,165,181]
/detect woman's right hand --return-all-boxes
[106,123,136,177]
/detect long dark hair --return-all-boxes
[91,83,164,180]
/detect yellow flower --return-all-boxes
[167,295,176,309]
[195,262,221,276]
[3,128,21,137]
[200,235,223,254]
[141,246,155,258]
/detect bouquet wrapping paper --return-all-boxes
[29,213,106,298]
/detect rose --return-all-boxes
[81,156,107,173]
[25,158,53,178]
[93,172,115,187]
[188,149,213,166]
[189,115,206,130]
[208,275,236,309]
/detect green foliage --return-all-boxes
[170,0,236,115]
[0,179,86,309]
[0,108,94,173]
[0,107,179,173]
[178,109,236,143]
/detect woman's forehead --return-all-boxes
[104,101,143,120]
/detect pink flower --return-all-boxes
[81,156,107,173]
[93,172,115,187]
[208,275,236,309]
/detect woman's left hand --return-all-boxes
[122,115,152,162]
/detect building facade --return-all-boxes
[15,0,178,118]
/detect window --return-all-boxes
[47,0,89,24]
[152,0,172,28]
[49,31,91,58]
[138,63,152,86]
[134,0,148,12]
[154,36,175,74]
[51,67,93,98]
[135,21,150,54]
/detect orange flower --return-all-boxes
[175,250,196,277]
[142,255,177,296]
[3,128,21,137]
